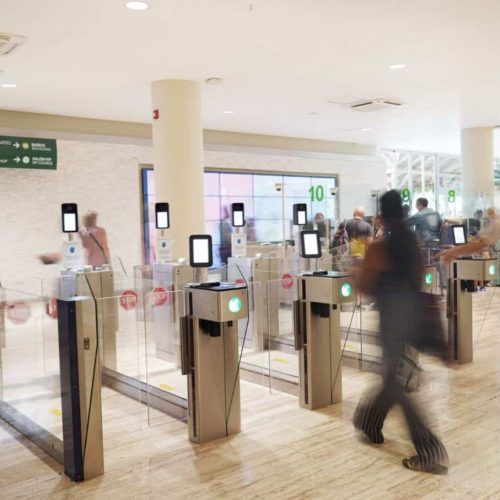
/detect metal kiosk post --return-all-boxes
[181,235,249,443]
[448,256,498,363]
[57,296,104,482]
[292,231,355,410]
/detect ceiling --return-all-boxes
[1,0,500,154]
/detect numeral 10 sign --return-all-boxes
[308,185,325,202]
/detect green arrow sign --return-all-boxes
[0,135,57,170]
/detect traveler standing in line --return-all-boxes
[440,206,500,264]
[352,190,448,474]
[345,207,372,306]
[345,207,372,263]
[406,197,442,244]
[79,210,111,267]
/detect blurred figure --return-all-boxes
[352,190,448,474]
[345,207,372,262]
[79,210,110,267]
[372,213,384,241]
[313,212,327,239]
[331,221,348,250]
[407,197,442,244]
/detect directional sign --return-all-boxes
[0,135,57,170]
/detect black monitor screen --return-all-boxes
[231,203,245,227]
[451,225,467,245]
[293,204,307,226]
[300,230,322,258]
[61,203,78,233]
[189,235,213,267]
[155,202,170,229]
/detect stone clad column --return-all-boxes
[461,127,494,217]
[151,80,205,259]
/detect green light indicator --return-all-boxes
[488,264,496,276]
[228,296,242,313]
[341,283,352,298]
[425,272,433,285]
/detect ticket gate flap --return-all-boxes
[454,258,498,281]
[188,286,248,322]
[300,274,355,305]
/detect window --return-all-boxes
[141,168,338,266]
[381,149,462,217]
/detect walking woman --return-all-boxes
[352,190,448,474]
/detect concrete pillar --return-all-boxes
[151,80,205,259]
[461,127,494,217]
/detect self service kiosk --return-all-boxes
[292,231,355,410]
[180,235,249,443]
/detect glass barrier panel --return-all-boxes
[143,289,187,426]
[264,277,299,392]
[0,287,65,459]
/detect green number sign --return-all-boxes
[401,188,411,203]
[309,185,325,202]
[448,190,456,203]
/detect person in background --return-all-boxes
[345,207,372,262]
[406,197,442,244]
[353,190,449,475]
[79,210,111,267]
[373,213,384,241]
[440,207,500,264]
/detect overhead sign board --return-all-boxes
[0,135,57,170]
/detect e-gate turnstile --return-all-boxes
[293,272,355,410]
[60,269,118,370]
[57,297,104,482]
[448,257,499,363]
[227,256,280,349]
[181,283,248,443]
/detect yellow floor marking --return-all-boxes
[160,383,175,391]
[273,357,290,364]
[48,408,62,417]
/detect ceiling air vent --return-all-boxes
[0,33,26,56]
[349,98,402,112]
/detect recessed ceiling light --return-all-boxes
[126,1,149,11]
[389,63,406,70]
[360,127,372,132]
[205,77,223,85]
[222,110,235,114]
[1,83,17,88]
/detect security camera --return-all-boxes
[275,183,283,192]
[330,188,338,196]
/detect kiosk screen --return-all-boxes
[231,203,245,227]
[293,204,307,226]
[61,203,78,233]
[155,202,170,229]
[189,235,213,267]
[300,230,322,258]
[452,225,467,245]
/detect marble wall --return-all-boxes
[0,137,386,288]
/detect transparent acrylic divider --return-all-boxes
[143,288,187,426]
[265,277,299,392]
[0,286,93,463]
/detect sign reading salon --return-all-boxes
[0,135,57,170]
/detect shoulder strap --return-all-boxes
[89,232,108,262]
